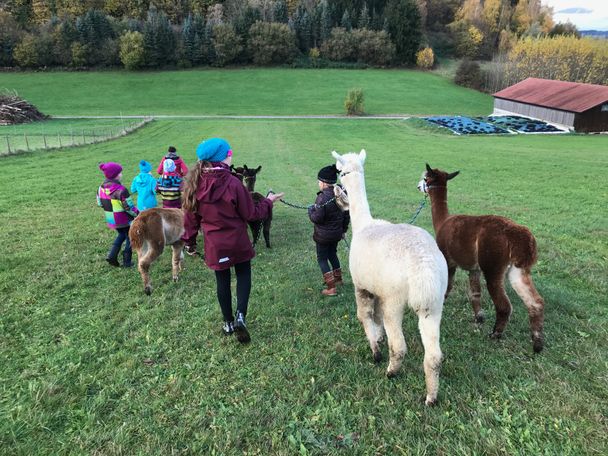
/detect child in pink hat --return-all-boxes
[97,162,139,267]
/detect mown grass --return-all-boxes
[0,68,492,116]
[1,118,606,455]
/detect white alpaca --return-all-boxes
[332,150,448,405]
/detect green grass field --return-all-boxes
[0,70,607,455]
[0,68,492,116]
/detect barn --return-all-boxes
[493,78,608,133]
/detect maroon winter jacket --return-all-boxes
[193,163,273,270]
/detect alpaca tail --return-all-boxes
[508,226,538,271]
[129,211,161,252]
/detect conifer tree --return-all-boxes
[384,0,421,64]
[340,9,352,31]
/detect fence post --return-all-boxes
[5,136,11,154]
[24,134,29,151]
[58,133,62,148]
[82,130,85,143]
[43,135,47,149]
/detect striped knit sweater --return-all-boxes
[97,179,139,229]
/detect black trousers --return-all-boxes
[316,241,340,274]
[214,260,252,322]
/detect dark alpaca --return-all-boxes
[129,208,185,295]
[240,165,273,248]
[419,164,545,353]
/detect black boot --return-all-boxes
[222,321,234,336]
[106,244,120,267]
[234,311,251,344]
[123,249,133,268]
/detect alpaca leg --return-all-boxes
[445,265,456,299]
[355,287,383,363]
[171,240,185,282]
[373,299,385,344]
[418,311,443,406]
[468,270,484,323]
[485,272,512,339]
[263,218,271,248]
[138,243,162,295]
[383,302,407,378]
[508,267,545,353]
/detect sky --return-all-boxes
[543,0,608,30]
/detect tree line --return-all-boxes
[0,0,603,90]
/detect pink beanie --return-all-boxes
[99,162,123,179]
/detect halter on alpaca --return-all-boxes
[419,164,545,353]
[333,149,448,405]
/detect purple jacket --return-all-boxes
[193,163,273,270]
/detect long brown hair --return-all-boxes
[182,160,211,213]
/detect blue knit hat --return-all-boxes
[139,160,152,173]
[196,138,231,162]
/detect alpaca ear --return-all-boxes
[256,165,262,174]
[243,164,249,171]
[359,149,366,164]
[332,151,344,170]
[426,163,433,174]
[447,171,460,180]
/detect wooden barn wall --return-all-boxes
[574,104,608,132]
[494,99,575,127]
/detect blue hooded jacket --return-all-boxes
[130,161,158,211]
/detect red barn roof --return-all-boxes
[493,78,608,113]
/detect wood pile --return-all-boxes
[0,92,47,125]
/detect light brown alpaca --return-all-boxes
[419,164,545,353]
[129,208,185,295]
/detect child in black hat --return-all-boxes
[308,164,350,296]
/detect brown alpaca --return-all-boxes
[240,165,273,248]
[129,208,185,295]
[419,164,545,353]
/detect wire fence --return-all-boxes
[0,117,153,156]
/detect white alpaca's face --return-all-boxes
[417,172,428,193]
[332,149,366,187]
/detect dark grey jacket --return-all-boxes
[308,187,350,244]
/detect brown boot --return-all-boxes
[322,271,337,297]
[333,268,343,286]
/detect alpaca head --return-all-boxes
[331,149,366,189]
[242,165,262,192]
[418,163,460,193]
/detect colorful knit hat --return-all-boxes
[163,158,176,173]
[99,162,122,179]
[318,164,338,184]
[139,160,152,173]
[196,138,231,162]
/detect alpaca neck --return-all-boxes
[345,173,373,231]
[428,186,450,232]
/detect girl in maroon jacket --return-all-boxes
[182,138,284,343]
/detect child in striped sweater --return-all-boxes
[157,158,183,208]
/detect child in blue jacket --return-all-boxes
[130,160,158,211]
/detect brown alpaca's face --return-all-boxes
[242,165,262,191]
[418,164,460,193]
